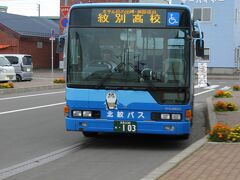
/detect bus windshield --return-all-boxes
[67,27,190,89]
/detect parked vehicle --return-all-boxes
[0,55,16,82]
[2,54,33,81]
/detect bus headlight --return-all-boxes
[72,110,100,118]
[171,114,181,120]
[161,113,170,120]
[72,110,82,117]
[82,111,92,117]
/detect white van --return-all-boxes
[0,55,16,82]
[2,54,33,81]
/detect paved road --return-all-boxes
[0,80,236,180]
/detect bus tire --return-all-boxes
[82,132,98,138]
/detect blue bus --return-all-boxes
[63,3,204,139]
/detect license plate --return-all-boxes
[114,121,137,133]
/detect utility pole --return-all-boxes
[37,3,40,17]
[65,0,68,6]
[50,29,55,77]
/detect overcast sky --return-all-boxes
[1,0,60,16]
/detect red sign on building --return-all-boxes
[60,6,70,17]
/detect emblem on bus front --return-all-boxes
[106,91,117,110]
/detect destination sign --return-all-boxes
[70,8,190,28]
[92,8,167,27]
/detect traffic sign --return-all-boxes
[60,17,69,29]
[60,6,70,17]
[49,37,55,41]
[51,29,55,38]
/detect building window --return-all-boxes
[195,48,210,62]
[235,9,240,24]
[193,8,212,22]
[37,42,43,48]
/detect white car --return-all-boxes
[0,55,16,82]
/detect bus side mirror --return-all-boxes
[56,37,65,53]
[196,39,204,57]
[192,31,204,39]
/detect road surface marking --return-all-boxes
[204,85,219,89]
[0,102,65,115]
[0,140,94,180]
[194,85,201,89]
[220,86,231,91]
[194,89,215,96]
[0,91,65,101]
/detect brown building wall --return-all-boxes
[19,38,58,69]
[0,30,19,53]
[0,28,58,69]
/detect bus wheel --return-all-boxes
[82,132,98,138]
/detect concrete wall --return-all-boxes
[172,0,236,68]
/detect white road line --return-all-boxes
[0,140,94,180]
[194,89,215,96]
[194,85,201,89]
[204,85,219,89]
[220,86,231,91]
[0,102,65,115]
[0,91,65,101]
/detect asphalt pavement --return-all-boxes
[0,70,239,180]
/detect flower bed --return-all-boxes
[209,90,240,142]
[214,90,232,98]
[0,82,14,88]
[214,100,238,112]
[209,123,240,142]
[233,85,240,91]
[53,77,65,83]
[208,122,231,142]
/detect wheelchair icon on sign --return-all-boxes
[167,12,180,26]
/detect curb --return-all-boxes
[0,84,65,95]
[207,76,240,80]
[140,136,208,180]
[206,96,217,130]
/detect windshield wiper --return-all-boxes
[95,70,115,89]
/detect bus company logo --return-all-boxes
[106,91,117,110]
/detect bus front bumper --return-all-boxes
[65,118,191,135]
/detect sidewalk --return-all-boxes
[155,91,240,180]
[0,69,65,95]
